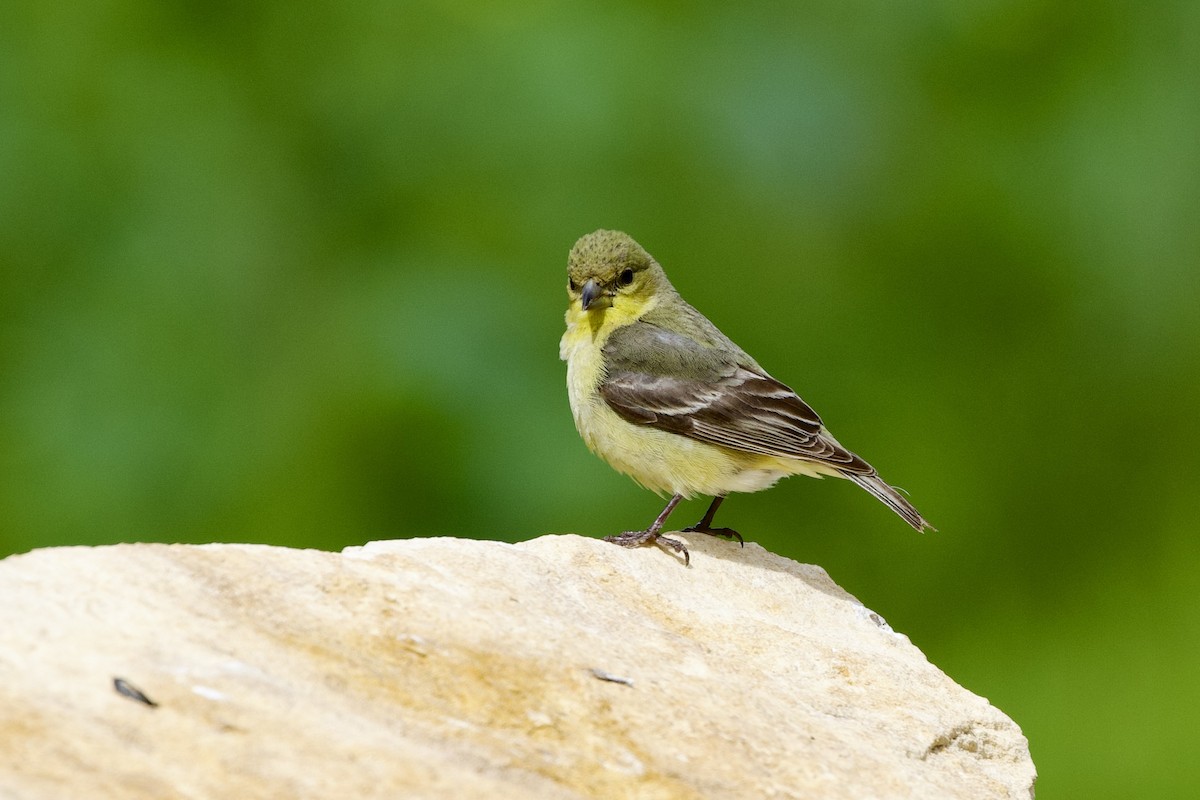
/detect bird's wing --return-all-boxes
[599,322,873,473]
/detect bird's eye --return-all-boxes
[619,268,634,286]
[568,278,577,291]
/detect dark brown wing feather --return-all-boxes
[599,322,873,474]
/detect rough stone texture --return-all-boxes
[0,535,1035,799]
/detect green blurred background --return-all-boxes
[3,1,1197,795]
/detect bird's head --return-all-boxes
[566,230,670,315]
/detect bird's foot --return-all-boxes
[604,530,690,566]
[682,523,744,547]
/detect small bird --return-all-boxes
[560,230,932,564]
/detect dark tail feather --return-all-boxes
[842,471,935,532]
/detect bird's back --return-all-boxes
[639,289,763,373]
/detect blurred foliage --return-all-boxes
[2,1,1198,796]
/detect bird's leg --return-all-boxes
[604,494,691,565]
[683,495,744,546]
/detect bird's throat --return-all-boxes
[586,306,608,336]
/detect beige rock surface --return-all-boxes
[0,535,1035,799]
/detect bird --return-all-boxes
[559,229,933,565]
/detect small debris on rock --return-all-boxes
[113,677,157,707]
[589,668,634,687]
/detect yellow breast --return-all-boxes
[560,299,790,498]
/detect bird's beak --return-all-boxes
[581,279,601,311]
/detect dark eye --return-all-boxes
[568,278,577,291]
[619,268,634,286]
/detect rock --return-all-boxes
[0,535,1035,799]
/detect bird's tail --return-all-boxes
[842,471,935,532]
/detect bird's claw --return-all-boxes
[683,524,744,547]
[604,530,691,566]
